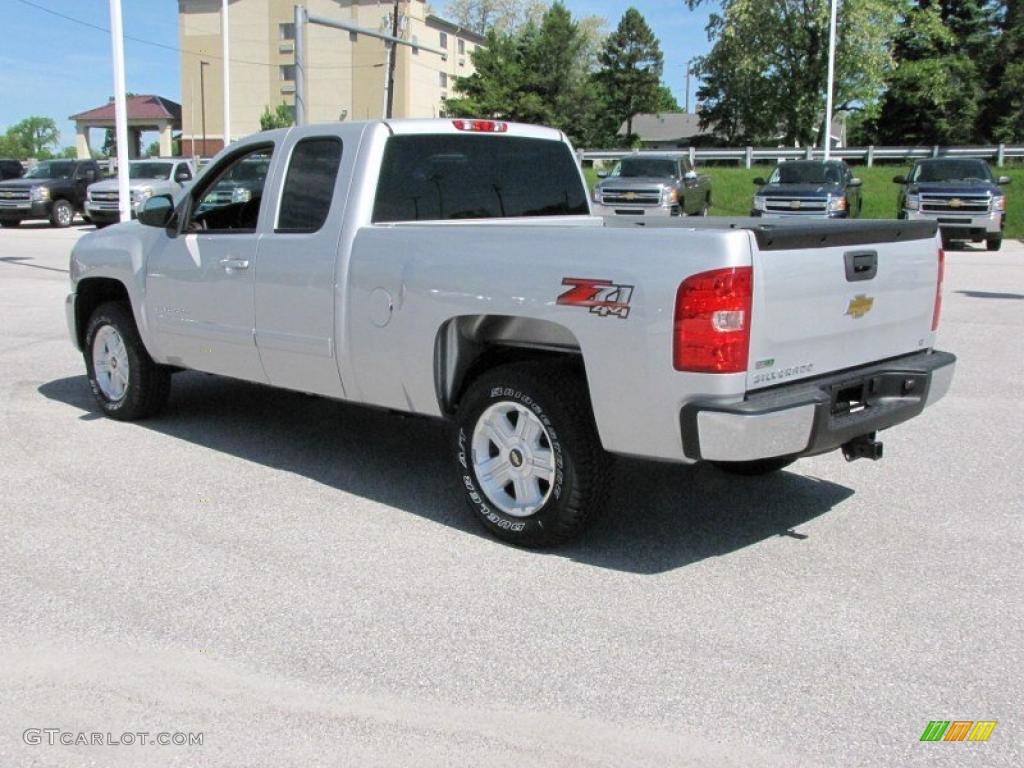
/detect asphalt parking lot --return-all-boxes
[0,221,1021,767]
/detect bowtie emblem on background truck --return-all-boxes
[557,277,635,319]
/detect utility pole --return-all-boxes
[294,4,306,125]
[385,0,400,119]
[823,0,838,159]
[222,0,231,147]
[108,0,131,222]
[684,58,696,114]
[200,60,209,157]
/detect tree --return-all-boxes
[260,103,294,130]
[985,0,1024,142]
[444,0,547,35]
[594,9,664,140]
[3,116,60,158]
[870,1,1001,145]
[687,0,899,145]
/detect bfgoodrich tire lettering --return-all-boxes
[84,301,171,421]
[455,362,609,547]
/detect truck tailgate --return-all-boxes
[745,221,940,391]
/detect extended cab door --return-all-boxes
[144,143,276,381]
[73,163,98,208]
[252,127,358,397]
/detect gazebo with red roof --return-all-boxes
[70,95,182,159]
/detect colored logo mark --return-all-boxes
[920,721,997,742]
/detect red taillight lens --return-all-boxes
[932,246,945,331]
[674,267,753,373]
[452,119,508,133]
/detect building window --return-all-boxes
[458,39,465,55]
[411,34,419,55]
[438,72,447,88]
[280,64,296,81]
[439,31,448,49]
[279,23,295,41]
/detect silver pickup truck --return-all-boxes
[66,119,955,547]
[86,158,196,227]
[592,154,712,217]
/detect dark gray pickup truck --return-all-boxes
[0,159,102,228]
[752,159,862,219]
[591,154,712,218]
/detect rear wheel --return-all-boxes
[455,361,609,547]
[0,217,20,228]
[711,456,797,476]
[84,301,171,420]
[50,199,74,228]
[986,236,1002,252]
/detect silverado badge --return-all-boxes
[846,294,875,319]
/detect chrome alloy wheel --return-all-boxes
[471,402,556,517]
[55,202,73,226]
[91,325,130,401]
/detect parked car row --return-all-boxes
[592,154,1010,251]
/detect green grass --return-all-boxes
[583,164,1023,239]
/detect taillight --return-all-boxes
[674,267,753,373]
[932,246,944,331]
[452,119,508,133]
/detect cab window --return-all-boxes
[189,146,273,233]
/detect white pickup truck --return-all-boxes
[66,119,955,547]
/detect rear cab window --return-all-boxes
[372,134,589,223]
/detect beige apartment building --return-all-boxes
[179,0,484,156]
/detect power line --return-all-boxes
[14,0,384,71]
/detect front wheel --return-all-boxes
[711,456,797,476]
[987,236,1002,252]
[50,199,74,228]
[84,302,171,420]
[455,362,609,547]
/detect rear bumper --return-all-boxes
[905,209,1003,236]
[680,350,956,462]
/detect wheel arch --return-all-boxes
[74,277,131,350]
[433,314,587,415]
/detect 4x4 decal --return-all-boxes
[556,277,634,319]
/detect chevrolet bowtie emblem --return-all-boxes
[846,294,874,319]
[949,198,962,208]
[790,200,801,209]
[624,192,636,201]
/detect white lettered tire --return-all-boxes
[455,362,609,547]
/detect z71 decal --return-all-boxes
[556,277,634,319]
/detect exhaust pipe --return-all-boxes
[842,432,883,462]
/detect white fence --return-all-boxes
[579,144,1024,168]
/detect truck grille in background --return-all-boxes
[920,195,990,213]
[600,188,662,206]
[764,197,828,214]
[0,189,30,201]
[90,190,120,203]
[202,190,234,206]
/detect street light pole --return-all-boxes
[222,0,231,147]
[823,0,838,160]
[108,0,131,223]
[199,60,209,158]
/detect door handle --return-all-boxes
[220,258,250,271]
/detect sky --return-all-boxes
[0,0,715,148]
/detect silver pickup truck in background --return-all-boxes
[591,153,712,217]
[66,119,955,547]
[86,158,195,227]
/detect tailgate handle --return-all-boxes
[845,250,877,282]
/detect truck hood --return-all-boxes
[908,181,1000,195]
[597,176,674,189]
[88,178,170,193]
[0,178,57,189]
[757,183,842,198]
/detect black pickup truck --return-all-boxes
[751,159,862,219]
[0,158,24,181]
[0,159,102,228]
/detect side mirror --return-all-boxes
[138,195,175,228]
[596,171,608,179]
[892,175,907,184]
[849,177,863,187]
[684,170,698,181]
[997,175,1011,185]
[752,177,766,186]
[175,170,192,184]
